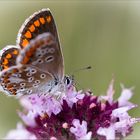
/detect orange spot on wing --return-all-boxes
[4,65,9,69]
[30,46,36,53]
[7,84,13,88]
[34,20,40,27]
[10,88,17,94]
[6,54,12,59]
[39,17,45,24]
[13,50,18,55]
[24,31,32,38]
[3,79,9,83]
[12,68,19,73]
[46,16,51,23]
[2,72,11,78]
[12,91,17,95]
[22,56,29,64]
[29,25,35,32]
[21,39,29,48]
[3,59,8,65]
[26,50,33,57]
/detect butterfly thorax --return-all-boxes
[45,75,73,98]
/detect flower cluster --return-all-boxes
[5,80,140,140]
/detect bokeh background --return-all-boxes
[0,1,140,139]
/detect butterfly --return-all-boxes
[0,8,73,98]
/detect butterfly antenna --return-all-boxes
[69,66,92,90]
[71,66,92,76]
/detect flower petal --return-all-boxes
[118,86,134,107]
[97,125,115,140]
[4,123,37,139]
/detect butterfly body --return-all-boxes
[0,9,72,98]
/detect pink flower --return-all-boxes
[4,80,140,140]
[114,118,140,137]
[97,103,140,139]
[63,90,85,108]
[111,105,140,137]
[50,136,58,140]
[20,94,62,117]
[18,110,37,127]
[118,85,134,107]
[97,125,115,140]
[70,119,92,140]
[4,123,37,139]
[111,105,137,119]
[45,96,62,116]
[97,117,140,139]
[100,79,115,104]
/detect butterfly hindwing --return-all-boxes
[0,46,20,71]
[0,65,54,96]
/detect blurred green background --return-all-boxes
[0,1,140,139]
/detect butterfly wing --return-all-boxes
[0,65,54,96]
[16,8,64,79]
[0,33,62,96]
[16,8,61,49]
[0,45,20,71]
[18,33,63,80]
[0,9,64,96]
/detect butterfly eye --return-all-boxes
[64,76,73,87]
[66,78,70,85]
[64,76,71,86]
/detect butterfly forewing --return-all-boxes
[17,9,60,49]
